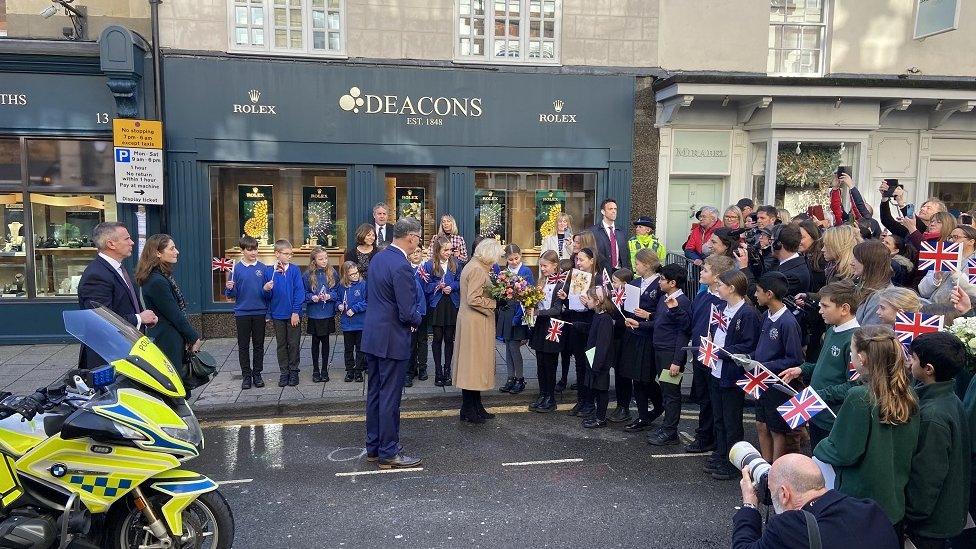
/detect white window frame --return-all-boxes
[227,0,347,58]
[767,0,828,77]
[454,0,562,66]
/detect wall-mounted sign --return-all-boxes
[539,99,577,124]
[395,187,426,238]
[475,189,506,242]
[303,186,338,248]
[338,86,481,127]
[914,0,961,39]
[239,185,273,245]
[671,130,732,175]
[233,88,278,115]
[113,119,164,205]
[535,190,566,247]
[0,94,27,106]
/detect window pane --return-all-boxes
[460,16,471,34]
[473,17,484,35]
[26,140,114,191]
[543,20,554,38]
[542,41,554,58]
[508,39,519,57]
[801,26,820,49]
[328,11,339,29]
[251,7,264,25]
[543,0,555,15]
[529,0,541,16]
[472,0,484,15]
[529,41,540,58]
[0,139,21,186]
[460,0,470,15]
[783,26,800,48]
[312,10,325,28]
[274,7,286,26]
[275,29,287,47]
[460,37,472,55]
[329,32,340,50]
[31,193,117,297]
[494,0,505,16]
[530,20,540,38]
[508,0,519,15]
[312,0,324,6]
[252,28,265,45]
[236,6,248,25]
[473,38,484,55]
[509,19,519,37]
[329,0,340,7]
[290,33,302,48]
[0,193,27,298]
[313,31,325,49]
[290,8,301,25]
[236,27,249,45]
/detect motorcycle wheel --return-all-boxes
[104,490,235,549]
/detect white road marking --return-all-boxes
[649,453,711,459]
[335,467,425,477]
[216,478,254,485]
[501,458,584,467]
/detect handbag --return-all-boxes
[181,350,217,389]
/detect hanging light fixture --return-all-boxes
[839,142,846,154]
[795,141,802,154]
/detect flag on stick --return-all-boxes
[777,387,829,429]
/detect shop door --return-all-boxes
[665,178,724,252]
[380,170,439,246]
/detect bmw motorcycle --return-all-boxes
[0,306,233,548]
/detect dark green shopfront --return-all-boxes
[1,52,636,343]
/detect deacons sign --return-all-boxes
[337,86,482,127]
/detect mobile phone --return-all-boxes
[904,204,915,218]
[962,214,973,225]
[881,178,899,198]
[836,166,851,177]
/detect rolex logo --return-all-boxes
[540,99,576,124]
[248,89,261,103]
[553,100,564,112]
[234,89,277,115]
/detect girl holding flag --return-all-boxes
[424,235,462,387]
[580,286,616,429]
[337,260,368,383]
[528,250,567,413]
[561,246,601,416]
[617,248,664,433]
[303,247,339,383]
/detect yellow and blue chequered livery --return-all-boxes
[93,389,199,457]
[66,474,134,498]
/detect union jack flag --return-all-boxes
[894,312,944,346]
[777,387,829,429]
[612,286,626,308]
[601,268,613,293]
[848,361,860,382]
[417,264,430,283]
[546,319,566,342]
[709,304,728,332]
[212,257,233,272]
[917,241,962,273]
[736,368,772,399]
[547,272,568,285]
[697,335,721,370]
[967,257,976,284]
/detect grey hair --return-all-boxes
[92,221,127,250]
[473,238,505,266]
[373,202,389,214]
[700,206,720,218]
[393,217,421,239]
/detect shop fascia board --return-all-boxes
[655,82,976,104]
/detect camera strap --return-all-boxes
[801,510,822,549]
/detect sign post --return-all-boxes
[113,119,164,205]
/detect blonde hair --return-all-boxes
[576,230,598,257]
[822,225,862,279]
[930,211,956,240]
[340,260,360,287]
[852,326,918,425]
[473,238,504,266]
[274,239,293,253]
[556,212,574,234]
[723,206,744,229]
[306,246,336,290]
[877,286,922,314]
[703,254,735,279]
[439,214,458,236]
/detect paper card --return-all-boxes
[585,347,596,367]
[568,294,586,311]
[710,360,722,379]
[812,457,836,490]
[623,285,641,313]
[541,283,556,310]
[569,270,592,295]
[658,370,682,385]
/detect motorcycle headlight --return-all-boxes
[115,422,147,441]
[161,415,203,448]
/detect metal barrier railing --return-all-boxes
[665,252,702,297]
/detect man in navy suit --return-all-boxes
[590,198,630,271]
[77,222,157,369]
[732,453,899,549]
[361,217,424,468]
[372,203,395,245]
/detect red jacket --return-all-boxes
[683,220,723,260]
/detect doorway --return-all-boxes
[665,177,724,252]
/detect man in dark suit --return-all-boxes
[770,224,810,297]
[77,222,157,369]
[733,453,899,548]
[361,217,424,469]
[373,202,395,245]
[590,198,630,271]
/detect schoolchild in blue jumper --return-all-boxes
[706,269,760,480]
[647,263,693,447]
[425,235,462,387]
[224,235,269,390]
[405,247,428,388]
[303,246,339,383]
[685,255,735,453]
[265,239,307,387]
[494,244,535,395]
[337,260,368,383]
[618,249,665,433]
[752,271,804,461]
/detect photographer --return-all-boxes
[733,453,899,549]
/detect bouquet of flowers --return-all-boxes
[486,271,545,326]
[946,316,976,372]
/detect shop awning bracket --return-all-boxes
[737,96,773,125]
[655,95,694,128]
[928,100,976,129]
[880,99,913,124]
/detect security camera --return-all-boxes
[40,5,58,18]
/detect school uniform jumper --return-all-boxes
[423,260,462,382]
[224,260,269,378]
[752,306,804,434]
[407,269,429,381]
[493,264,535,381]
[304,267,339,376]
[618,276,664,423]
[338,280,368,375]
[689,290,724,447]
[798,320,858,448]
[266,263,306,383]
[652,290,692,439]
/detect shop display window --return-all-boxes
[209,166,348,303]
[772,141,858,216]
[751,142,767,205]
[0,193,26,298]
[26,139,114,190]
[382,171,438,241]
[932,182,976,215]
[0,139,19,186]
[30,193,117,297]
[474,171,595,256]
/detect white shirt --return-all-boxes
[767,305,788,323]
[713,298,745,349]
[640,274,659,293]
[779,252,800,265]
[240,258,258,267]
[507,263,523,274]
[666,288,684,300]
[833,318,860,333]
[99,252,141,329]
[439,260,449,273]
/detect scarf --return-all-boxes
[157,268,187,312]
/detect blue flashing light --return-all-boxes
[91,365,116,389]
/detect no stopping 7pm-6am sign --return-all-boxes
[113,119,164,205]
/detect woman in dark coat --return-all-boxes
[136,234,201,382]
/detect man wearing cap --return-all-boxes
[629,216,666,268]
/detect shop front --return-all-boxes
[161,55,634,334]
[653,74,976,248]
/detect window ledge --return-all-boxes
[453,57,562,67]
[226,48,349,61]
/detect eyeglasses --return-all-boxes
[407,233,422,240]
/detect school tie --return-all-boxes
[608,226,618,268]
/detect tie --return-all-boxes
[378,226,385,241]
[608,226,618,267]
[119,267,140,311]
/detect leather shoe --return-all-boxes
[366,454,378,462]
[582,418,607,429]
[684,439,716,453]
[535,396,556,413]
[528,395,544,411]
[434,376,445,387]
[647,432,680,446]
[710,469,735,481]
[703,461,723,474]
[510,378,526,394]
[624,419,652,432]
[608,407,631,423]
[344,371,354,382]
[252,375,265,388]
[499,377,516,393]
[378,454,422,469]
[241,376,252,390]
[404,377,414,388]
[417,369,429,381]
[460,410,486,424]
[354,372,364,383]
[312,371,322,383]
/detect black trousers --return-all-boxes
[408,316,428,377]
[273,319,301,373]
[537,351,559,397]
[708,375,744,472]
[690,362,715,444]
[343,330,365,372]
[654,350,683,437]
[431,324,456,375]
[559,347,572,383]
[235,314,266,376]
[614,368,633,408]
[570,335,590,408]
[592,389,609,420]
[310,334,330,370]
[633,379,664,421]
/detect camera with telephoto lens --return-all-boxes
[730,441,772,505]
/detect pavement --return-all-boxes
[0,336,695,420]
[197,404,751,549]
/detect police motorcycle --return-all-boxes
[0,306,233,548]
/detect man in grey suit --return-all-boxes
[373,203,395,245]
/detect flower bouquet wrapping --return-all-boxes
[487,271,545,326]
[946,316,976,372]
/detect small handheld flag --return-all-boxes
[547,272,568,285]
[601,268,613,293]
[894,312,944,346]
[967,257,976,284]
[697,336,721,370]
[417,264,430,283]
[777,387,829,429]
[546,319,566,342]
[612,286,626,308]
[212,257,233,272]
[848,361,860,382]
[709,304,728,332]
[736,369,772,399]
[917,241,962,273]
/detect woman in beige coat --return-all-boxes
[453,238,504,424]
